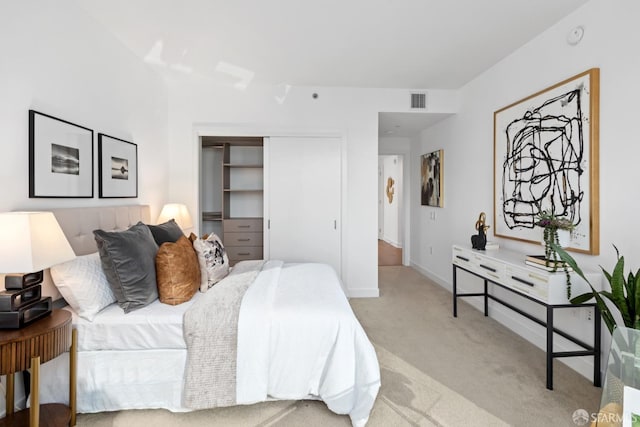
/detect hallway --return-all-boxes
[377,239,402,266]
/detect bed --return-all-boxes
[35,205,380,426]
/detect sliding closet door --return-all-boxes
[267,136,341,274]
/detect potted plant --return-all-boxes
[551,243,640,334]
[552,244,640,424]
[536,210,575,297]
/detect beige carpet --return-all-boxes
[76,343,506,427]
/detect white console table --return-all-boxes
[451,244,601,390]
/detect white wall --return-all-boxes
[411,0,640,379]
[0,0,169,215]
[0,1,169,302]
[166,74,457,296]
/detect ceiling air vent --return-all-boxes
[410,92,427,110]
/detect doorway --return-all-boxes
[378,155,403,266]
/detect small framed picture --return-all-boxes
[98,133,137,198]
[420,149,444,207]
[29,110,94,198]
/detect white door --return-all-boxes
[267,136,341,274]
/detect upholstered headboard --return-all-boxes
[50,205,151,256]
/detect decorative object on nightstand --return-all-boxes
[0,212,76,328]
[157,203,193,231]
[0,309,77,427]
[471,212,489,250]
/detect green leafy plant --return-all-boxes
[552,242,640,334]
[536,210,575,298]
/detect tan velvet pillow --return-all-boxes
[156,236,200,305]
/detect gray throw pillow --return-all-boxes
[94,222,159,313]
[147,219,184,246]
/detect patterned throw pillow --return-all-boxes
[50,252,116,321]
[192,233,230,292]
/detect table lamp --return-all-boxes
[157,203,193,230]
[0,212,76,328]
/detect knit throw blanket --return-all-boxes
[182,260,265,409]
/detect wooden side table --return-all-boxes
[0,310,77,427]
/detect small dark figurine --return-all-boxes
[471,212,490,250]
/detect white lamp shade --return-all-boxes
[0,211,76,273]
[157,203,193,230]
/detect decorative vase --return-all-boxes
[556,229,572,248]
[541,228,572,248]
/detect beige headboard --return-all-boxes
[50,205,151,256]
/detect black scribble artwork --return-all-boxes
[501,85,585,230]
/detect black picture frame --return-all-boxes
[98,133,138,198]
[29,110,94,198]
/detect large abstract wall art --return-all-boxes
[493,69,599,254]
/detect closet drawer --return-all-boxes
[226,246,263,262]
[224,232,263,247]
[452,246,477,273]
[504,265,550,302]
[223,218,263,233]
[471,254,505,282]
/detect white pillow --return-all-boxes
[192,233,230,292]
[50,252,116,321]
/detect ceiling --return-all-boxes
[378,112,451,138]
[75,0,587,90]
[73,0,588,137]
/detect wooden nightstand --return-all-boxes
[0,309,77,427]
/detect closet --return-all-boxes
[200,135,342,274]
[267,136,342,275]
[200,136,264,265]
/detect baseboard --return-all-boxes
[382,237,402,249]
[348,288,380,298]
[409,261,597,381]
[410,262,450,290]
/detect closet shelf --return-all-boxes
[223,163,263,168]
[202,211,222,221]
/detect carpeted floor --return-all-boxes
[75,266,601,426]
[76,344,506,427]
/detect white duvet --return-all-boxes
[36,261,380,426]
[237,261,380,426]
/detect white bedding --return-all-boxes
[38,261,380,425]
[237,262,380,426]
[64,293,201,351]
